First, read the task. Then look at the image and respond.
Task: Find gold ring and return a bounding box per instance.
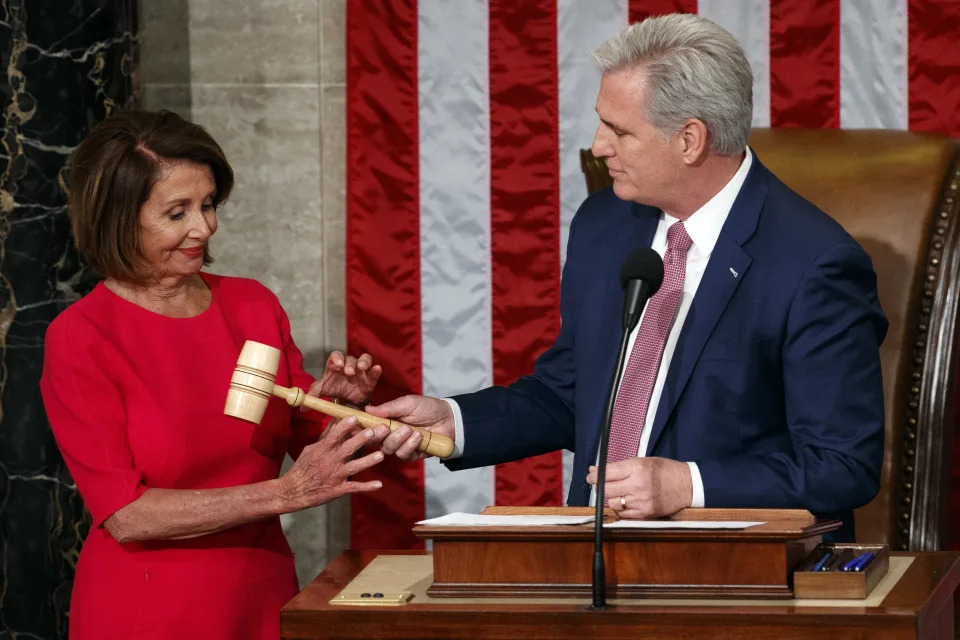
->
[620,496,627,510]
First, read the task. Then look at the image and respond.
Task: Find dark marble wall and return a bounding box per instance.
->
[0,2,137,637]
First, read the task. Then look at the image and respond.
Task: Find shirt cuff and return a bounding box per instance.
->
[687,461,705,508]
[441,398,465,459]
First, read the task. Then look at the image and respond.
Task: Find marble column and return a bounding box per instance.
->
[0,2,138,637]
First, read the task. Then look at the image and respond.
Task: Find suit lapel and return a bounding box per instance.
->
[645,153,771,454]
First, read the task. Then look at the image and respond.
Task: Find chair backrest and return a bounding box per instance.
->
[581,129,960,550]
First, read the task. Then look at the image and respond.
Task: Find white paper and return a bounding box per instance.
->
[416,512,595,527]
[604,520,764,529]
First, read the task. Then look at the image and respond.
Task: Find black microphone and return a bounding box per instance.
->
[590,248,664,610]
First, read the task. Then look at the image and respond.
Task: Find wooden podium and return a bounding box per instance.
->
[281,550,960,640]
[280,507,960,639]
[416,506,834,599]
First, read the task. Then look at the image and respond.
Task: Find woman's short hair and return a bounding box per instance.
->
[68,109,234,281]
[593,14,753,156]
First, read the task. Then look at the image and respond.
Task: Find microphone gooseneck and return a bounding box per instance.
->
[590,248,663,611]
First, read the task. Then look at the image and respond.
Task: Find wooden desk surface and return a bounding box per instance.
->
[281,550,960,640]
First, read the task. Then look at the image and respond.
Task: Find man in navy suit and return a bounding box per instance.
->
[370,13,886,540]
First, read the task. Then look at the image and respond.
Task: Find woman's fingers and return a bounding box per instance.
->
[322,416,359,445]
[342,479,384,494]
[342,355,358,375]
[345,450,386,476]
[340,424,389,458]
[326,351,345,371]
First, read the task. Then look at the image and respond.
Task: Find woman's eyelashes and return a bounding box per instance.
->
[168,202,214,221]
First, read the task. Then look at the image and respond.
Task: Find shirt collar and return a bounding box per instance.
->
[663,147,753,257]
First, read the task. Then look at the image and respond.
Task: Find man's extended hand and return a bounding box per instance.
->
[586,457,693,519]
[366,395,456,460]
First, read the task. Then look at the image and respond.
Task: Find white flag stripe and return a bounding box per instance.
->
[699,0,772,128]
[418,0,495,518]
[840,0,908,129]
[557,0,628,503]
[557,0,629,264]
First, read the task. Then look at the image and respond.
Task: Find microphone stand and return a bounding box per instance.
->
[590,279,650,611]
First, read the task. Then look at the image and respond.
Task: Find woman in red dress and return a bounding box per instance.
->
[40,110,388,639]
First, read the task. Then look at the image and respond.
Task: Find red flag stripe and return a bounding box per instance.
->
[346,0,425,550]
[769,0,841,128]
[488,0,565,507]
[908,0,960,136]
[629,0,697,22]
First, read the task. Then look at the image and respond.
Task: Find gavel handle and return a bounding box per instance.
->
[271,384,455,459]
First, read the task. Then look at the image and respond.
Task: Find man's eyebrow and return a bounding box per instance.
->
[596,112,623,131]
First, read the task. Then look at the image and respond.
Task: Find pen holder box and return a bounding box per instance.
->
[792,543,889,599]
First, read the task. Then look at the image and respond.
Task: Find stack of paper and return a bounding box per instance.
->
[416,513,765,529]
[604,520,764,529]
[416,513,594,527]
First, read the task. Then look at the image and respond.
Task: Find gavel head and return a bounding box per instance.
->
[224,340,282,424]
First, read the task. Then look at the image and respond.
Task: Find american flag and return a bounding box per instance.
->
[344,0,960,550]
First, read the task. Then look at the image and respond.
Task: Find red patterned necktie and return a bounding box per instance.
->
[608,221,693,463]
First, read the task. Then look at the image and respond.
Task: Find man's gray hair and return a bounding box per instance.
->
[593,14,752,156]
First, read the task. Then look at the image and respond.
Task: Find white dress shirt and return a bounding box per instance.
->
[446,148,754,510]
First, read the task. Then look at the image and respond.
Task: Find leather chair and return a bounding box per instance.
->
[581,129,960,550]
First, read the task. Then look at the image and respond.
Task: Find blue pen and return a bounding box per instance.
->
[841,553,862,571]
[811,551,833,572]
[852,552,875,572]
[842,551,873,572]
[841,554,860,571]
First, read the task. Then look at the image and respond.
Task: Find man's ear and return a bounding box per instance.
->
[679,118,709,165]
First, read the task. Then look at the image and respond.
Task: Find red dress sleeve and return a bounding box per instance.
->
[275,299,331,460]
[40,317,147,528]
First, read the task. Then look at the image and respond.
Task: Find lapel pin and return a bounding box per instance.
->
[729,267,739,278]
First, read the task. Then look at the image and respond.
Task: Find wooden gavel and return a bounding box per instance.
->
[223,340,455,458]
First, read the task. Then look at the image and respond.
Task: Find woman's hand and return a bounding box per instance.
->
[308,351,382,406]
[278,416,388,511]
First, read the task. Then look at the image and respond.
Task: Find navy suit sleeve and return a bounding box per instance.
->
[696,243,887,513]
[444,214,583,471]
